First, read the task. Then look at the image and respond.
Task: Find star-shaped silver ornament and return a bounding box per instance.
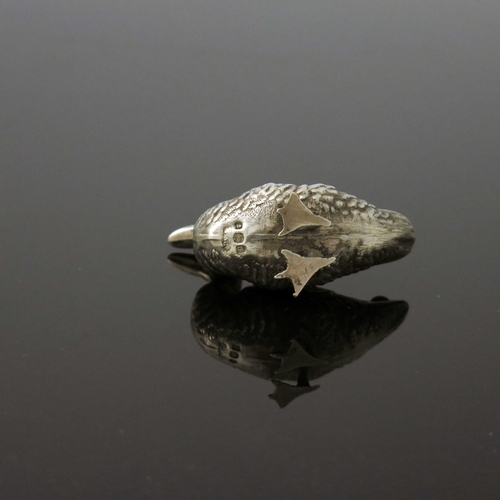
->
[274,249,336,297]
[277,192,331,236]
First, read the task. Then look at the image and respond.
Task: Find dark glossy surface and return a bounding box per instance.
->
[1,2,500,499]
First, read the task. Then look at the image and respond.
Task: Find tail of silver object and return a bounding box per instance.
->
[168,225,194,248]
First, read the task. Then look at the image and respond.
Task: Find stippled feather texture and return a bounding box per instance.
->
[192,183,415,291]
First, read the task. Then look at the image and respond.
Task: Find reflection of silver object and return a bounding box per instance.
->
[169,183,415,296]
[185,275,409,408]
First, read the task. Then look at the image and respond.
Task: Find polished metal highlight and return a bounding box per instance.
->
[168,225,194,249]
[169,183,415,296]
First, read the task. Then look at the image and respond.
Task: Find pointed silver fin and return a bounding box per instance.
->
[277,192,331,236]
[274,249,336,297]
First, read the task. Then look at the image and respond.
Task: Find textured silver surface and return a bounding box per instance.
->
[170,183,415,294]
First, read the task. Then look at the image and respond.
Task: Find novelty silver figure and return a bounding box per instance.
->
[169,183,415,296]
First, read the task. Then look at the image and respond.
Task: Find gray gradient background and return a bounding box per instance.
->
[1,1,500,499]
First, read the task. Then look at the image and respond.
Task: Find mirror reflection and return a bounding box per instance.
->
[170,253,409,408]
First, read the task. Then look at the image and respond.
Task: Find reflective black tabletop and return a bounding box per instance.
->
[1,2,500,499]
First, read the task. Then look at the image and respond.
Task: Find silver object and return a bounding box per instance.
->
[169,183,415,296]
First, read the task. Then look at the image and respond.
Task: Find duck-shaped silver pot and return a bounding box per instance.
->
[169,183,415,296]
